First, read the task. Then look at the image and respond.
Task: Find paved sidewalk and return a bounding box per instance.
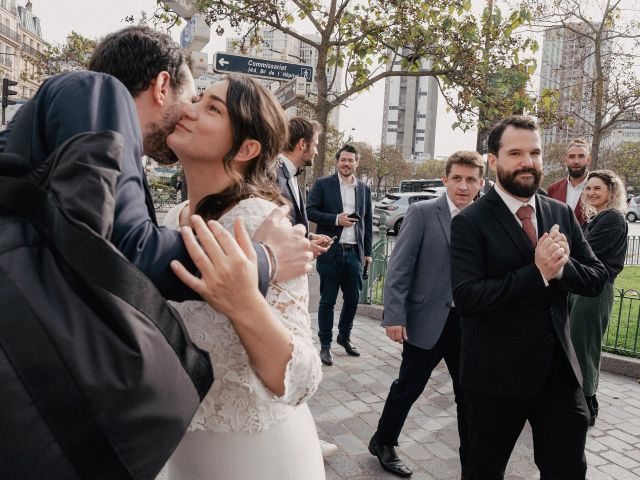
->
[310,313,640,480]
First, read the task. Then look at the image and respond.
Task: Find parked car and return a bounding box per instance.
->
[373,189,445,234]
[627,197,640,222]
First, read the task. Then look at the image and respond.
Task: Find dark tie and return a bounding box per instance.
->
[294,167,304,177]
[516,205,537,247]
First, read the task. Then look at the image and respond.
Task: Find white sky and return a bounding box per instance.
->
[33,0,493,156]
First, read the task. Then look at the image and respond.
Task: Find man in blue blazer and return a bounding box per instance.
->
[307,144,373,366]
[369,152,484,478]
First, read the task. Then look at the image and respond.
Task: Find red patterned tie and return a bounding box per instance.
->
[516,205,537,247]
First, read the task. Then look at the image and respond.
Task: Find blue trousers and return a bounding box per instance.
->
[316,248,363,347]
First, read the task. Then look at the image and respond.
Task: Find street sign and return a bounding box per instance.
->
[275,76,307,109]
[180,15,210,51]
[213,52,313,83]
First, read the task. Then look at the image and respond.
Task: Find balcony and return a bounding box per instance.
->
[0,23,20,44]
[21,43,39,58]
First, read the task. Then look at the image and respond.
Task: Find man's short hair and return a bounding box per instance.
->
[285,117,321,151]
[487,115,538,156]
[445,151,485,177]
[89,26,191,97]
[335,143,360,161]
[567,138,590,154]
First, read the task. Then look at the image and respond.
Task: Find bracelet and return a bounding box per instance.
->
[259,242,278,283]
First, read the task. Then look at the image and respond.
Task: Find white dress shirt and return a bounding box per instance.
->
[279,154,300,207]
[336,174,357,244]
[566,175,588,210]
[494,184,562,285]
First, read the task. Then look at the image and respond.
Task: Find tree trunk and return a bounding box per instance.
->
[591,27,605,169]
[314,105,331,179]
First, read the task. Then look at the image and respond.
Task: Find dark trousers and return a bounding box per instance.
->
[464,344,589,480]
[375,309,469,476]
[316,247,363,347]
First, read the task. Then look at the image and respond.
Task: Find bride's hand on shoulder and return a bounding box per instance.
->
[171,215,263,316]
[254,205,313,282]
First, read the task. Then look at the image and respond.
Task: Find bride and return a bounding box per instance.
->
[163,74,324,479]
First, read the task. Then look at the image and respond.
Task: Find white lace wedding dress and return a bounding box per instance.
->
[162,198,325,480]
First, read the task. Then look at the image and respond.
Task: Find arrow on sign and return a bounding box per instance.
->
[218,57,229,67]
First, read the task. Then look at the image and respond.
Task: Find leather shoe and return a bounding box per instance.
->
[368,435,412,477]
[320,347,333,366]
[337,335,360,356]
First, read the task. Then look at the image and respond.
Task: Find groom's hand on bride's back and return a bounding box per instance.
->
[254,205,313,282]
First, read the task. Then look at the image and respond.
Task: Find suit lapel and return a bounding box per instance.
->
[436,193,451,245]
[332,174,344,212]
[485,188,534,260]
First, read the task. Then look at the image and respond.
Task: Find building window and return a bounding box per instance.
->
[387,120,398,125]
[419,91,428,96]
[416,137,425,142]
[416,129,425,133]
[417,114,426,118]
[388,128,397,132]
[388,106,399,110]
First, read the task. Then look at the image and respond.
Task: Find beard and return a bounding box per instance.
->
[497,164,542,198]
[567,165,587,179]
[302,147,314,167]
[143,104,181,165]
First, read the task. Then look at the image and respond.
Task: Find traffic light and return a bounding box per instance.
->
[2,78,18,109]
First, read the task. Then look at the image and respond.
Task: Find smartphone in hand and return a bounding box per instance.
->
[347,212,361,221]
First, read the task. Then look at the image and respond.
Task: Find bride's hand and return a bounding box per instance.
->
[171,215,262,316]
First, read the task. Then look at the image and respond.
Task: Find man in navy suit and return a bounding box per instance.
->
[0,26,311,302]
[276,117,332,258]
[451,116,607,479]
[307,144,373,366]
[369,151,485,478]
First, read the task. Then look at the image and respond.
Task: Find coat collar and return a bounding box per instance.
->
[436,193,452,245]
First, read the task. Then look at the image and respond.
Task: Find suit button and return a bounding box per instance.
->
[546,334,554,342]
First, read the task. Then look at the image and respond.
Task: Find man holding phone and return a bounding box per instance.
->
[307,144,373,366]
[276,117,334,258]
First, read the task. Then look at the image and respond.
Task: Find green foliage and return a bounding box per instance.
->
[156,0,540,177]
[414,160,447,180]
[601,142,640,190]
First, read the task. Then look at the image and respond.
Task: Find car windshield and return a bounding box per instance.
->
[380,195,401,205]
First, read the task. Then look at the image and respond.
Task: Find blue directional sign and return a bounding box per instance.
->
[213,52,313,83]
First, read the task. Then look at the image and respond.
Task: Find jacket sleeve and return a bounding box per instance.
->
[364,185,373,257]
[306,179,337,227]
[551,205,607,296]
[382,204,424,326]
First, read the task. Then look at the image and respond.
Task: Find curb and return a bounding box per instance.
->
[355,303,640,380]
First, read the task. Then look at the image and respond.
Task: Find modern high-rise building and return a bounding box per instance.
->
[0,0,45,102]
[380,49,438,164]
[538,23,611,148]
[225,28,342,127]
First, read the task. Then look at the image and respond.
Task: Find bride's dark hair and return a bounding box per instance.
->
[195,74,288,220]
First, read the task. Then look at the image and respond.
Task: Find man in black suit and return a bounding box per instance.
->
[307,144,373,366]
[450,116,607,479]
[276,117,332,258]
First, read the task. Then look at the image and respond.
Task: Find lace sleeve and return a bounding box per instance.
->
[219,198,322,406]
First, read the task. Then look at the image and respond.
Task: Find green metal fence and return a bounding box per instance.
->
[360,233,640,357]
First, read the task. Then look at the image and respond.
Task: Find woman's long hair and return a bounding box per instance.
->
[582,170,626,221]
[195,74,288,220]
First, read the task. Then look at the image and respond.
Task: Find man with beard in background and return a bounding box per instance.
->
[450,116,606,479]
[547,139,591,226]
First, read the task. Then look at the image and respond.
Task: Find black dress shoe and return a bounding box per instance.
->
[368,435,412,477]
[336,335,360,357]
[320,347,333,366]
